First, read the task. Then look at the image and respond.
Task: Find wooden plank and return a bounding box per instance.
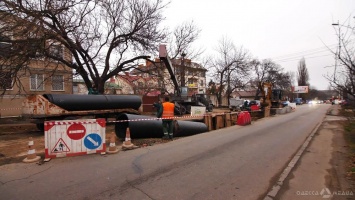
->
[225,113,231,127]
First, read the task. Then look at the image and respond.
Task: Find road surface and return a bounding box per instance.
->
[0,104,330,200]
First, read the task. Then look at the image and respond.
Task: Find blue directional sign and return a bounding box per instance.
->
[84,133,102,150]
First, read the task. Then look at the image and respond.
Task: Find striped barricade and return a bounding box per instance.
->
[44,119,106,159]
[236,111,251,126]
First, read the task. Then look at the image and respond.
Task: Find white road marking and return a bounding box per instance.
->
[87,136,99,146]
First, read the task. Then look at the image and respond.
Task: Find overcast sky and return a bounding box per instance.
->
[162,0,355,90]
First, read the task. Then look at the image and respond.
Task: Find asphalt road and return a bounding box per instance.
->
[0,104,330,200]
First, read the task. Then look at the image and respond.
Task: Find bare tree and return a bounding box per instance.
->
[168,21,203,60]
[251,59,292,99]
[0,0,172,94]
[208,36,251,105]
[326,19,355,102]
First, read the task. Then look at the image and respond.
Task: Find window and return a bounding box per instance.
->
[200,80,204,86]
[28,40,45,58]
[25,31,45,58]
[0,41,12,57]
[52,75,64,91]
[30,74,44,91]
[0,71,13,90]
[0,28,12,57]
[73,85,78,94]
[49,43,64,58]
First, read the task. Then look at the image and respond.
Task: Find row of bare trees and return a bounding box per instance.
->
[1,0,335,104]
[206,37,294,105]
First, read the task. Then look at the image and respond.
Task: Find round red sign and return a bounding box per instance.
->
[67,123,86,140]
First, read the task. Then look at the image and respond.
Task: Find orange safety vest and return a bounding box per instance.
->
[162,102,175,119]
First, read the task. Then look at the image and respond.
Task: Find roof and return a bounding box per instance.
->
[117,73,141,83]
[146,90,161,96]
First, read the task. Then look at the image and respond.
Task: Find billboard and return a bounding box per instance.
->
[292,86,309,93]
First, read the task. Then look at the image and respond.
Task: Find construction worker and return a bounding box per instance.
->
[161,96,174,139]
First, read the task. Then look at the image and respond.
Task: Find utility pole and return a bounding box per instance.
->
[332,21,341,82]
[227,67,230,100]
[181,52,186,87]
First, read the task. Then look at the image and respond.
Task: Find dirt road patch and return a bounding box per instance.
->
[0,123,170,166]
[0,124,43,165]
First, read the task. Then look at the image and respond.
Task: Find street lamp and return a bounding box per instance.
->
[332,23,354,29]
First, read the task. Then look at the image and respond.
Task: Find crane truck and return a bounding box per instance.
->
[159,44,213,115]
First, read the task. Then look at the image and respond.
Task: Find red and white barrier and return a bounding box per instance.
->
[236,111,251,126]
[44,119,106,159]
[23,137,41,163]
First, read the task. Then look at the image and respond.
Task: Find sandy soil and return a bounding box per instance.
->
[0,123,171,166]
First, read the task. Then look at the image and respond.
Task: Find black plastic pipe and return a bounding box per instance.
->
[173,120,208,137]
[114,113,208,139]
[115,114,164,139]
[43,94,141,111]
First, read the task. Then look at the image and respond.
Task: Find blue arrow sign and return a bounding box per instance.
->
[84,133,102,150]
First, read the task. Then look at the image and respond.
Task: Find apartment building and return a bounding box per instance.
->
[130,58,207,96]
[0,14,73,117]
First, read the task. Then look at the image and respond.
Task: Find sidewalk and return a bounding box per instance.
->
[266,105,354,199]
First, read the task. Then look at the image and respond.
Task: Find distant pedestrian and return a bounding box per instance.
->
[162,96,175,139]
[153,100,163,118]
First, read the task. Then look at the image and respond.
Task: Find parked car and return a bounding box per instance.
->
[229,98,244,111]
[249,100,260,107]
[248,100,261,111]
[282,101,290,107]
[294,98,303,105]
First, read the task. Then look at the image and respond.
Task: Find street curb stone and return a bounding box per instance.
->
[264,120,323,199]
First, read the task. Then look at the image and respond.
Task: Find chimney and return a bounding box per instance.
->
[110,77,115,83]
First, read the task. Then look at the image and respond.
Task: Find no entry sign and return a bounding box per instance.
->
[67,123,86,140]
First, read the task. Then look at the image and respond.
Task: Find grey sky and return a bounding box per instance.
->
[162,0,355,90]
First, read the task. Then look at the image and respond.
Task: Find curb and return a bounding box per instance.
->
[263,120,323,199]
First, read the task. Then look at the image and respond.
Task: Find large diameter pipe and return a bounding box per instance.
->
[115,114,164,139]
[114,114,208,139]
[174,120,208,137]
[43,94,141,111]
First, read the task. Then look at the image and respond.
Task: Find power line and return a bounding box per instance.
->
[276,54,334,63]
[273,48,336,63]
[269,43,338,60]
[271,44,338,62]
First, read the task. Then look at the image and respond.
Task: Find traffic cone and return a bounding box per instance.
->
[23,137,41,163]
[122,127,137,150]
[106,133,119,154]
